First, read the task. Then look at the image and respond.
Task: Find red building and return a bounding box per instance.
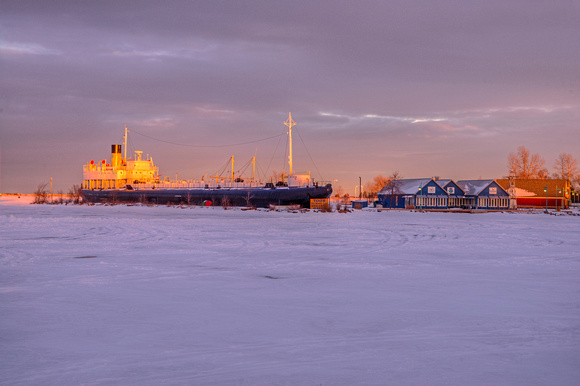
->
[496,179,571,210]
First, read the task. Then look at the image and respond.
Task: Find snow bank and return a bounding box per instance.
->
[0,194,34,206]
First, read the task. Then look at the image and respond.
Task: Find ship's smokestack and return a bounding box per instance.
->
[111,144,122,167]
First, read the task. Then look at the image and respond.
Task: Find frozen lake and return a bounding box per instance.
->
[1,196,579,385]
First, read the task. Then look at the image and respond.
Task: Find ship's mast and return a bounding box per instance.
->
[123,125,128,163]
[284,112,296,176]
[252,156,256,183]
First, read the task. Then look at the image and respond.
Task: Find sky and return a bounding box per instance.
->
[1,1,579,194]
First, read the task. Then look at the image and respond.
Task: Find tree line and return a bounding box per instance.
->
[33,183,82,204]
[508,146,579,187]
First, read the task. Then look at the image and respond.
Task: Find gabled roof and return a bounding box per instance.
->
[456,180,494,196]
[496,179,570,197]
[378,178,434,195]
[435,179,452,188]
[436,179,466,195]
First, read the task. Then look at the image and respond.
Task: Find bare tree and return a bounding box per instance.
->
[372,175,390,194]
[386,171,403,208]
[107,191,119,205]
[507,146,546,179]
[553,153,579,182]
[68,184,82,204]
[365,175,391,198]
[537,168,550,179]
[33,183,49,204]
[243,191,255,208]
[363,181,374,198]
[56,190,65,204]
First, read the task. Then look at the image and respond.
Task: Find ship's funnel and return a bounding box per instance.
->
[111,144,122,167]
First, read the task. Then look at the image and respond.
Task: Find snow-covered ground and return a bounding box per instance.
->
[1,196,579,385]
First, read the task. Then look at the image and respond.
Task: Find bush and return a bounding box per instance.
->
[33,183,49,204]
[106,191,119,205]
[68,184,82,204]
[319,203,333,212]
[56,190,65,204]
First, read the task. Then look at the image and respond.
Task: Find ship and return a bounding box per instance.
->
[80,113,332,208]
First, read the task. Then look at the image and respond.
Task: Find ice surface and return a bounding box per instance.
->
[1,198,579,385]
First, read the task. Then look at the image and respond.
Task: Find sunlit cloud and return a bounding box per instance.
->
[321,111,448,124]
[111,48,182,59]
[426,122,478,132]
[1,41,61,56]
[363,114,412,121]
[194,106,235,115]
[319,112,348,118]
[107,42,217,61]
[451,104,576,117]
[411,118,446,123]
[316,104,575,141]
[127,116,177,128]
[177,105,236,118]
[316,110,491,140]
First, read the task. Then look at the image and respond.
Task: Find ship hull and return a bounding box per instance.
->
[81,184,332,208]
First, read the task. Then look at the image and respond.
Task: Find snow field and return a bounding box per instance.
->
[1,199,579,385]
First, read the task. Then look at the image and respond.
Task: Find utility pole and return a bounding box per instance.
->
[359,176,362,200]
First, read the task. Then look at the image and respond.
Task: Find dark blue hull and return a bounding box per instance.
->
[81,184,332,208]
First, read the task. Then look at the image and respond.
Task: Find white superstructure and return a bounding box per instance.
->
[82,127,159,190]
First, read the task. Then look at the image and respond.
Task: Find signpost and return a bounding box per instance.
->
[310,198,330,210]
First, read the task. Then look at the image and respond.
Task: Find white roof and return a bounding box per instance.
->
[435,179,452,188]
[513,187,536,197]
[378,178,433,195]
[456,180,494,196]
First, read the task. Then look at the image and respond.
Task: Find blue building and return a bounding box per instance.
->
[378,178,448,209]
[377,178,510,210]
[435,179,468,209]
[456,180,510,210]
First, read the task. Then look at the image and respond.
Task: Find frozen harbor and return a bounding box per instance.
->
[1,196,579,385]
